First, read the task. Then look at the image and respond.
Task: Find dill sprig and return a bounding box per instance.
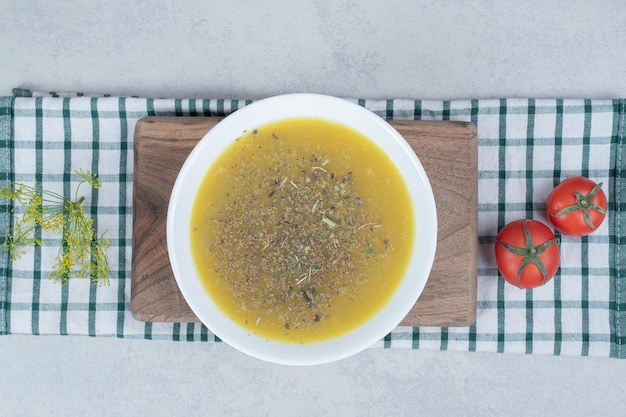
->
[0,169,110,286]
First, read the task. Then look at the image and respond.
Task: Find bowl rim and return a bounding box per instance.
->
[167,93,437,365]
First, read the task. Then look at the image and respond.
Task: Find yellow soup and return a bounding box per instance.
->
[190,117,414,343]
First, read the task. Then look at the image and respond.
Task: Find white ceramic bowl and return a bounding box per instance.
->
[167,94,437,365]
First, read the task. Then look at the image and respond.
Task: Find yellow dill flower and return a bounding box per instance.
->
[3,235,27,261]
[0,183,23,201]
[42,212,65,234]
[76,168,102,189]
[1,170,110,286]
[22,192,44,226]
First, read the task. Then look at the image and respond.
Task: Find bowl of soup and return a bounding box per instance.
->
[167,93,437,365]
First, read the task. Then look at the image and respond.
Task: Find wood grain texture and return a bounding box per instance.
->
[131,117,477,327]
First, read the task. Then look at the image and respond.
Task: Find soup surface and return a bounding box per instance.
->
[190,117,414,343]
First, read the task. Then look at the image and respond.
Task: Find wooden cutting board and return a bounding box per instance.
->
[131,116,478,327]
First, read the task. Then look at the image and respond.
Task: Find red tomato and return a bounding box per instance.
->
[495,219,560,289]
[546,176,607,236]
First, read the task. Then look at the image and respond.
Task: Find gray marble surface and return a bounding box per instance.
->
[1,1,625,416]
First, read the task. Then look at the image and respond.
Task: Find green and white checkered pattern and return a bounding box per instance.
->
[2,89,625,358]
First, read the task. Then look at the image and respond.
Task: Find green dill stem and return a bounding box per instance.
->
[16,221,57,244]
[11,228,30,244]
[39,190,65,202]
[40,204,66,214]
[74,179,89,202]
[73,196,85,210]
[13,183,65,202]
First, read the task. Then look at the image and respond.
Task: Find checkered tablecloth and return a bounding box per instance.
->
[1,88,624,358]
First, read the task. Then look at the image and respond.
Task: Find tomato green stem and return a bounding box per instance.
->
[496,220,558,287]
[554,182,606,229]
